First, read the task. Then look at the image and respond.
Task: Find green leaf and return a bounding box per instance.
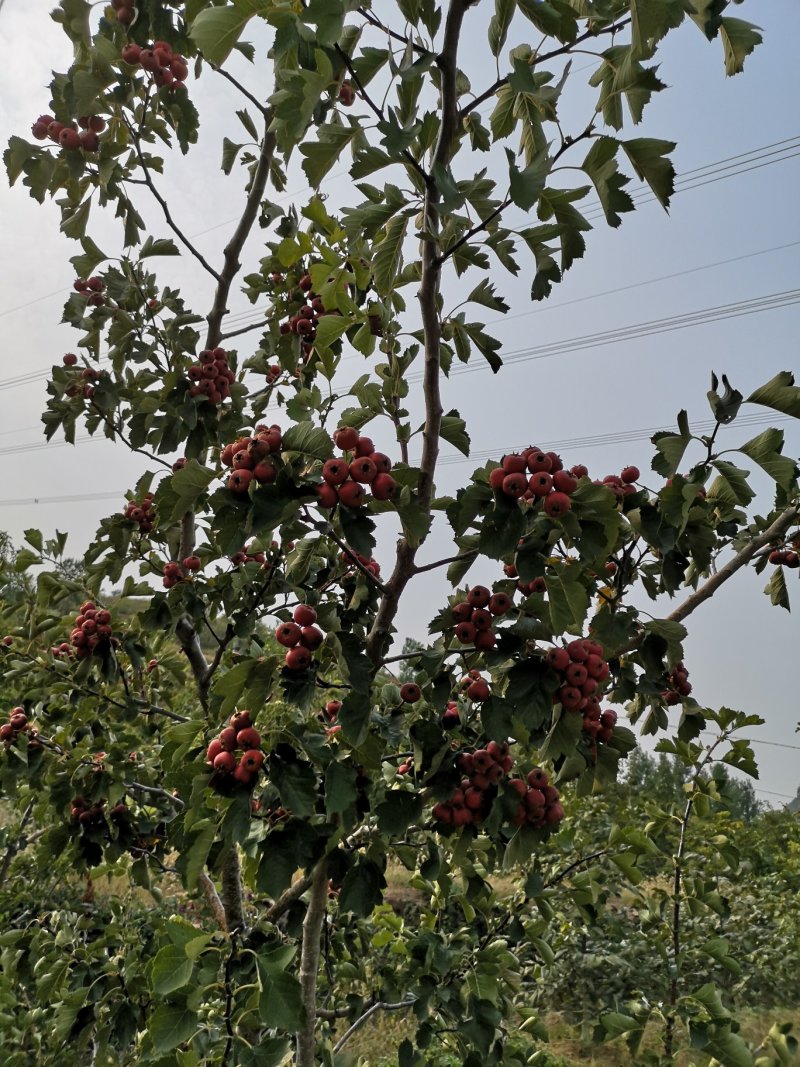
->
[651,410,691,478]
[440,411,470,456]
[313,313,352,349]
[630,0,685,59]
[257,963,305,1031]
[325,761,358,816]
[375,791,423,836]
[339,857,386,916]
[711,460,754,506]
[765,566,790,611]
[738,428,798,490]
[466,279,510,314]
[373,214,409,296]
[582,137,634,228]
[61,198,91,240]
[300,124,357,187]
[281,422,334,460]
[719,17,762,76]
[600,1011,642,1037]
[140,236,181,258]
[190,7,252,66]
[151,944,193,996]
[747,371,800,419]
[271,758,318,816]
[148,1005,198,1053]
[508,150,549,211]
[621,138,675,210]
[489,0,515,56]
[184,819,216,888]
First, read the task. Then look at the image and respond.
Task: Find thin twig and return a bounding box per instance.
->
[358,7,430,54]
[125,781,185,811]
[263,872,315,924]
[219,317,271,341]
[413,551,477,575]
[333,998,417,1053]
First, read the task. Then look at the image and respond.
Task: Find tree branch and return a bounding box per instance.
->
[220,843,246,934]
[296,858,329,1067]
[199,871,228,933]
[123,118,221,281]
[358,7,431,54]
[459,18,632,121]
[333,998,417,1053]
[263,871,315,924]
[205,117,276,350]
[365,0,471,665]
[219,317,271,341]
[413,550,477,575]
[666,504,800,626]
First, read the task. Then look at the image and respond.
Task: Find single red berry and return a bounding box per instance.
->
[371,473,398,501]
[285,646,312,671]
[275,622,302,648]
[293,604,317,627]
[467,586,491,609]
[620,465,640,484]
[400,682,421,704]
[333,426,359,451]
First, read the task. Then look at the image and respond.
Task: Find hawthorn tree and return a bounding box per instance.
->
[2,1,799,1065]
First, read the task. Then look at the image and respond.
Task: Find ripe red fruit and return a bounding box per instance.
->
[467,679,491,702]
[552,470,578,495]
[489,467,507,491]
[228,469,254,494]
[502,454,527,474]
[121,42,141,63]
[400,682,421,703]
[213,751,236,773]
[451,602,472,623]
[293,604,317,627]
[241,749,264,772]
[528,472,553,497]
[219,727,238,751]
[182,555,201,571]
[275,622,302,648]
[285,646,311,671]
[317,483,338,508]
[370,452,392,473]
[300,626,324,650]
[236,727,261,749]
[206,739,223,764]
[80,130,99,152]
[474,629,496,650]
[467,586,491,608]
[333,426,359,451]
[371,473,398,501]
[337,481,366,509]
[349,457,377,483]
[354,437,375,458]
[470,608,492,631]
[325,700,341,721]
[620,465,640,484]
[526,451,552,474]
[565,662,588,687]
[323,458,349,485]
[9,711,28,730]
[432,803,452,824]
[0,723,14,742]
[546,647,570,672]
[527,767,548,789]
[59,127,81,150]
[230,710,252,731]
[338,81,356,106]
[488,592,512,615]
[502,472,528,498]
[544,491,571,518]
[544,803,565,825]
[454,622,476,644]
[558,686,583,710]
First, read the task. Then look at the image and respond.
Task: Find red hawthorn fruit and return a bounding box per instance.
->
[467,586,491,609]
[544,803,565,824]
[236,727,261,749]
[300,626,324,650]
[325,700,341,721]
[121,42,141,63]
[59,127,81,150]
[488,592,512,615]
[253,462,277,484]
[471,609,493,631]
[9,711,27,730]
[349,457,377,484]
[467,679,491,702]
[552,470,578,495]
[219,727,238,751]
[527,767,548,789]
[571,463,589,478]
[489,467,507,491]
[558,686,583,710]
[0,723,15,742]
[566,640,589,662]
[353,436,375,458]
[371,473,397,501]
[206,739,223,764]
[546,647,570,672]
[432,802,452,824]
[230,710,252,731]
[80,130,99,152]
[526,451,552,474]
[400,683,421,703]
[333,426,359,451]
[275,622,302,648]
[49,121,66,142]
[182,555,201,571]
[285,646,312,671]
[338,81,355,106]
[442,709,460,729]
[451,602,473,623]
[241,749,264,772]
[502,454,527,475]
[214,751,236,773]
[63,352,78,366]
[502,472,528,498]
[337,481,366,509]
[529,472,553,497]
[370,452,392,474]
[544,491,571,518]
[474,630,496,650]
[317,483,338,508]
[228,469,254,494]
[2,635,13,646]
[454,622,476,644]
[232,449,254,471]
[565,662,588,687]
[293,604,317,627]
[322,459,349,485]
[620,465,640,484]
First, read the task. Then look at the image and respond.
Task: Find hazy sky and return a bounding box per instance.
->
[0,1,798,803]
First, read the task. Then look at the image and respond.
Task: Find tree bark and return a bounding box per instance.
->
[295,859,329,1067]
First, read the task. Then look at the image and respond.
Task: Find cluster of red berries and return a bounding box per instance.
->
[339,550,381,579]
[120,40,189,89]
[582,706,618,746]
[123,492,155,534]
[70,601,115,659]
[162,555,201,589]
[317,427,397,509]
[595,465,640,501]
[489,447,581,519]
[449,585,513,650]
[432,742,514,827]
[768,547,800,568]
[230,544,268,566]
[507,767,564,828]
[275,604,325,672]
[460,670,492,702]
[31,113,104,152]
[0,707,40,750]
[442,700,460,729]
[545,639,610,714]
[206,710,265,788]
[73,276,107,306]
[278,272,338,344]
[187,347,235,406]
[662,662,692,705]
[70,795,109,827]
[222,425,283,493]
[64,363,104,400]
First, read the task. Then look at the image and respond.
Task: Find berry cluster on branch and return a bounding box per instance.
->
[187,347,235,406]
[221,425,283,492]
[120,40,189,90]
[449,584,513,650]
[73,276,107,306]
[275,604,326,672]
[123,492,155,534]
[206,711,265,788]
[433,742,514,828]
[30,113,104,152]
[662,662,692,705]
[0,707,40,750]
[318,427,397,508]
[69,601,116,659]
[508,768,564,828]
